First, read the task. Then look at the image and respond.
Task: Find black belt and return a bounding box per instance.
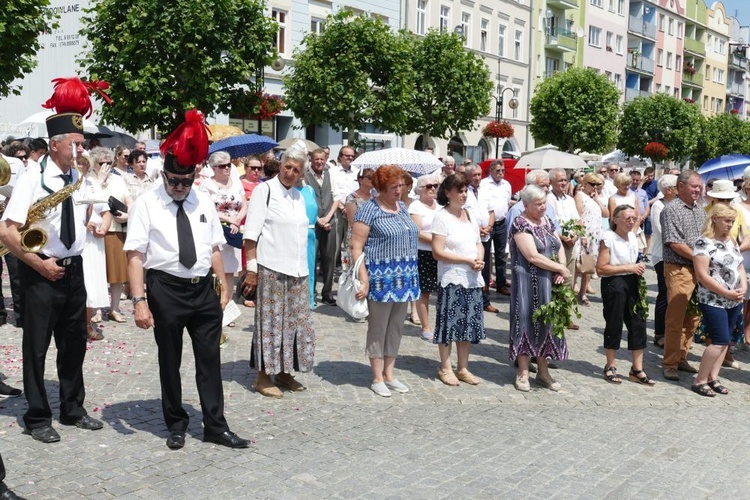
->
[149,269,210,286]
[39,254,82,267]
[493,218,506,225]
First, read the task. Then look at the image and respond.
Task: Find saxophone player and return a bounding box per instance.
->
[0,78,110,443]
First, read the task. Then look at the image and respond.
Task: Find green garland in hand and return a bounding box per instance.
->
[532,256,581,339]
[633,275,649,318]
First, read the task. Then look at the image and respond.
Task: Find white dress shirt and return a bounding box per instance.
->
[243,176,309,278]
[602,178,618,200]
[464,185,491,242]
[478,177,512,221]
[124,185,224,278]
[329,164,360,203]
[2,156,87,259]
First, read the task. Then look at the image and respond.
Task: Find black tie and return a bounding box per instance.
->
[60,173,75,249]
[174,200,196,269]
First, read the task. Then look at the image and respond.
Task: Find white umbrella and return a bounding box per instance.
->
[17,110,100,138]
[516,149,588,170]
[351,147,443,175]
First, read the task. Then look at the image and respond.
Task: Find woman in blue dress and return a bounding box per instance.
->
[509,185,570,392]
[350,165,420,398]
[296,177,318,309]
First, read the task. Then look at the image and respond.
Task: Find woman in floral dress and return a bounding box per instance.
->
[509,185,570,392]
[574,172,609,305]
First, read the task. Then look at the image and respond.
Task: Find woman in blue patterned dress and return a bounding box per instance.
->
[350,165,420,398]
[295,178,318,309]
[431,174,485,386]
[509,185,570,392]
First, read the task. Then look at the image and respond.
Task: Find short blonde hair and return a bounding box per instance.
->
[582,173,600,185]
[615,173,631,188]
[703,203,737,239]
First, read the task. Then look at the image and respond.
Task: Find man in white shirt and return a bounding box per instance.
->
[464,164,496,312]
[602,162,620,200]
[329,146,359,267]
[124,115,249,451]
[479,160,513,296]
[546,168,581,330]
[437,156,456,184]
[0,108,103,443]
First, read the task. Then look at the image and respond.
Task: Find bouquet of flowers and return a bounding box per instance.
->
[482,120,514,139]
[560,219,586,239]
[643,141,668,161]
[532,255,581,339]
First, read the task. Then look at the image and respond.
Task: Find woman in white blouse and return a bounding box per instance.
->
[596,205,652,386]
[409,175,442,342]
[431,175,485,386]
[691,203,746,397]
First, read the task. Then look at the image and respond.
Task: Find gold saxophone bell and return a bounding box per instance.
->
[19,227,47,253]
[0,156,11,186]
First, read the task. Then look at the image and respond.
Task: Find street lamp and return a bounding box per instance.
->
[254,57,286,136]
[494,86,519,156]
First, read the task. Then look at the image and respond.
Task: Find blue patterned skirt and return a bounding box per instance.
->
[433,284,485,345]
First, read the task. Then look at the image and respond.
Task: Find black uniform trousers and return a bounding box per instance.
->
[315,218,338,299]
[146,270,229,436]
[19,256,88,429]
[0,254,21,325]
[491,218,508,287]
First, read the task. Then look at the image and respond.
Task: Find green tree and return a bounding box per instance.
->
[283,10,414,143]
[618,93,702,164]
[0,0,58,97]
[404,29,493,139]
[528,68,619,153]
[79,0,277,132]
[692,113,750,168]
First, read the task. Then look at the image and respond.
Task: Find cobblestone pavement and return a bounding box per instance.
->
[2,267,750,498]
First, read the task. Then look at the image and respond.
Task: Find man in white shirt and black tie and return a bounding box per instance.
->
[479,160,514,296]
[0,79,105,443]
[124,110,249,450]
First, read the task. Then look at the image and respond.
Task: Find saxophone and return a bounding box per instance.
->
[0,150,85,257]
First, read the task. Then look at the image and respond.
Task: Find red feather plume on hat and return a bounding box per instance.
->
[42,77,112,118]
[160,109,210,167]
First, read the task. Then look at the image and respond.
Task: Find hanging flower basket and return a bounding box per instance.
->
[643,141,668,161]
[482,120,514,139]
[229,90,285,120]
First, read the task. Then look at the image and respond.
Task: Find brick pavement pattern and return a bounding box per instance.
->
[1,267,749,498]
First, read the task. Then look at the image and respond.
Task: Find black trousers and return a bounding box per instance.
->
[601,274,647,351]
[653,261,667,340]
[491,218,508,286]
[19,256,88,429]
[315,218,338,298]
[5,254,22,324]
[146,271,229,436]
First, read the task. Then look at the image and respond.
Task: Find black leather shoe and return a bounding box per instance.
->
[321,296,337,306]
[29,425,60,443]
[61,415,103,431]
[203,431,250,449]
[0,381,22,398]
[166,430,186,450]
[0,481,23,500]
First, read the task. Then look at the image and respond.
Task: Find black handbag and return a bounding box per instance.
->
[222,223,243,249]
[108,196,128,216]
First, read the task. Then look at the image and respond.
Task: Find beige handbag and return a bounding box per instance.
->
[576,248,596,274]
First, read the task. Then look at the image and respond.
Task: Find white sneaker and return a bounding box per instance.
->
[370,382,391,397]
[384,379,409,393]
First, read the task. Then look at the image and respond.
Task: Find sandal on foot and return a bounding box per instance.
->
[275,373,306,392]
[691,383,716,397]
[87,325,104,341]
[629,368,655,386]
[456,369,480,385]
[603,366,622,384]
[577,294,590,306]
[437,369,460,386]
[654,337,665,348]
[707,379,729,395]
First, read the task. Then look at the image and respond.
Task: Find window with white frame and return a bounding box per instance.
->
[656,83,662,93]
[480,18,489,52]
[616,35,623,54]
[716,98,723,113]
[439,5,450,33]
[617,0,624,15]
[657,49,664,66]
[591,0,602,7]
[677,22,683,38]
[705,65,711,79]
[668,18,674,35]
[666,52,672,69]
[310,17,324,35]
[588,26,601,47]
[498,25,506,57]
[606,31,613,51]
[614,73,622,89]
[676,55,681,72]
[512,89,520,118]
[717,68,725,84]
[272,9,287,55]
[514,29,523,60]
[707,34,713,52]
[665,85,670,94]
[719,39,726,55]
[608,0,614,11]
[416,0,427,35]
[461,12,471,47]
[658,14,665,32]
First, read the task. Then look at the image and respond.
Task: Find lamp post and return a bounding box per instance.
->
[253,57,286,136]
[494,86,519,156]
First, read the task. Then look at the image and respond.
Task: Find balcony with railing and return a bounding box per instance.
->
[627,55,655,74]
[545,28,577,53]
[728,81,746,97]
[684,37,705,56]
[625,87,651,101]
[729,53,748,70]
[682,71,705,87]
[547,0,578,9]
[628,15,656,39]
